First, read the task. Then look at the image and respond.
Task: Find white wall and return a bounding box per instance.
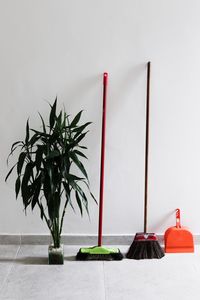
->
[1,0,200,235]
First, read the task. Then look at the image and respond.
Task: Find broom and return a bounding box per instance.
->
[126,62,165,259]
[76,72,123,260]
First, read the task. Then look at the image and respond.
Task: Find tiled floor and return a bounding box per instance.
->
[0,245,200,299]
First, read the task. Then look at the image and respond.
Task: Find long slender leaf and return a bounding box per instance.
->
[40,204,44,220]
[25,119,29,145]
[49,98,57,129]
[28,133,41,147]
[15,177,21,199]
[17,152,26,175]
[5,164,17,182]
[75,191,83,216]
[7,143,23,165]
[72,122,91,134]
[35,145,44,172]
[31,129,49,138]
[74,150,88,159]
[82,180,97,204]
[31,175,42,210]
[70,110,83,128]
[66,174,84,182]
[11,141,23,153]
[69,152,88,180]
[90,192,97,204]
[21,163,34,207]
[38,112,46,134]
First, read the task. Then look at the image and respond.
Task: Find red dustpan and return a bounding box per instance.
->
[164,208,194,253]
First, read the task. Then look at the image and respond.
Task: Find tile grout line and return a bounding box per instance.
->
[0,242,21,295]
[103,262,107,300]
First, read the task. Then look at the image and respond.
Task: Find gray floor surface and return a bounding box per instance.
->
[0,245,200,300]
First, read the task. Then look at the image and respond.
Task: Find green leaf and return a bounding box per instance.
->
[28,133,40,147]
[70,110,83,128]
[75,131,89,145]
[22,186,32,211]
[11,141,23,153]
[15,177,21,199]
[7,141,24,164]
[66,174,84,182]
[21,163,34,207]
[48,192,60,220]
[90,192,97,204]
[5,164,17,182]
[43,173,51,201]
[31,175,42,210]
[56,111,62,127]
[35,146,44,172]
[82,191,90,217]
[63,181,74,212]
[49,98,57,129]
[30,129,49,138]
[69,201,75,213]
[17,152,26,175]
[63,181,70,198]
[25,119,30,145]
[75,191,83,216]
[38,112,46,134]
[54,192,61,218]
[74,150,88,159]
[46,150,60,159]
[70,152,88,180]
[40,204,44,220]
[72,122,91,133]
[71,182,90,217]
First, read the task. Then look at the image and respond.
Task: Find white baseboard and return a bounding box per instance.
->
[0,234,199,245]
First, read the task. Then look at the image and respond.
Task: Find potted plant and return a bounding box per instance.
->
[6,98,95,264]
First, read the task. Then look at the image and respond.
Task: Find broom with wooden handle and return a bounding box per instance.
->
[126,62,165,259]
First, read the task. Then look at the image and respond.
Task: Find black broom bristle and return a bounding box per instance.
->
[76,248,123,261]
[126,233,165,260]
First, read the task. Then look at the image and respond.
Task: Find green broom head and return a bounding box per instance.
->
[76,246,123,261]
[126,233,165,260]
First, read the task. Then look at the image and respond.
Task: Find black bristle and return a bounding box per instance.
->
[76,250,123,261]
[126,240,165,259]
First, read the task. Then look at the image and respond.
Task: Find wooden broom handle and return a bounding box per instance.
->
[144,62,151,233]
[98,72,108,246]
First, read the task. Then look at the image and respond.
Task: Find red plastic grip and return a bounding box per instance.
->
[103,72,108,85]
[176,208,181,228]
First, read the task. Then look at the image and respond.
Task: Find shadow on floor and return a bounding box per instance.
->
[0,255,77,264]
[64,256,76,261]
[16,257,48,265]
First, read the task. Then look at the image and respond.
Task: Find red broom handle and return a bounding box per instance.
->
[98,72,108,247]
[144,62,151,233]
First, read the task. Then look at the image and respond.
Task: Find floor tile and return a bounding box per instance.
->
[104,248,200,300]
[0,245,19,290]
[0,245,105,300]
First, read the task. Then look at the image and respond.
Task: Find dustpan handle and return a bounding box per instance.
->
[176,208,181,228]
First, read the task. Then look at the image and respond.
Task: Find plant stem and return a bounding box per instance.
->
[52,218,60,248]
[59,197,69,235]
[37,201,54,237]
